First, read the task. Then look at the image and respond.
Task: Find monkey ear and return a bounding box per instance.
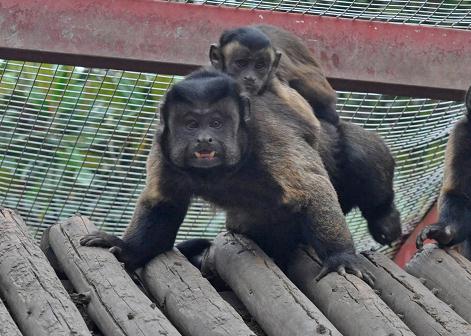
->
[209,44,224,70]
[240,94,251,123]
[266,50,282,82]
[273,50,282,72]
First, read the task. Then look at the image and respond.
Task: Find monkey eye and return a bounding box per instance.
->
[185,120,199,129]
[209,119,223,129]
[235,59,249,68]
[255,61,266,70]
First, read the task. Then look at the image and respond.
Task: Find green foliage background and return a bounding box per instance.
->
[0,59,465,255]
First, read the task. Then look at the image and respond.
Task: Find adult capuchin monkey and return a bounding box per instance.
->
[205,25,401,246]
[209,24,339,125]
[417,87,471,259]
[80,69,373,284]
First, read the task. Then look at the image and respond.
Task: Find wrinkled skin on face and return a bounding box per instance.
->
[165,97,245,170]
[210,42,280,95]
[223,43,279,95]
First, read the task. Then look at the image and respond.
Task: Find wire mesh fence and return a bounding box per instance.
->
[188,0,471,29]
[0,59,465,255]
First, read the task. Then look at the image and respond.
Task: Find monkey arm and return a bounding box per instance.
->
[265,143,373,284]
[301,178,374,285]
[81,145,191,271]
[80,190,190,271]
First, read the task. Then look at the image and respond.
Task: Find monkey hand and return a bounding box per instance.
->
[315,251,375,286]
[416,222,463,249]
[80,231,140,271]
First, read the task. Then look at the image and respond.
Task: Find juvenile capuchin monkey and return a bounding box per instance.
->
[206,25,401,246]
[209,25,339,125]
[417,87,471,259]
[81,69,373,284]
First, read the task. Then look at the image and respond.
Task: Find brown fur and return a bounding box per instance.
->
[255,25,338,124]
[81,70,372,281]
[212,25,400,245]
[417,87,471,258]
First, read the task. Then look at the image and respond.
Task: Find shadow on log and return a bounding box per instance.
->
[361,251,471,336]
[0,297,22,336]
[139,248,257,336]
[0,207,90,336]
[208,232,341,336]
[46,215,182,336]
[218,291,267,336]
[287,247,414,336]
[406,244,471,324]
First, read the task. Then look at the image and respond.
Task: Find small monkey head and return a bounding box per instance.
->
[210,27,281,95]
[159,70,251,171]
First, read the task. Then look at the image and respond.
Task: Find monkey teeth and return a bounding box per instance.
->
[195,151,216,159]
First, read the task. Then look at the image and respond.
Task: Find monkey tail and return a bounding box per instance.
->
[176,238,212,269]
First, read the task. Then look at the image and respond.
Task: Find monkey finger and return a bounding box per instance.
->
[361,271,375,287]
[416,227,431,249]
[109,246,122,257]
[336,265,346,277]
[80,237,111,248]
[79,235,95,246]
[315,266,331,282]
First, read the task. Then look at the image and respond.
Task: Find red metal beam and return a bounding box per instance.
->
[394,204,438,268]
[0,1,470,100]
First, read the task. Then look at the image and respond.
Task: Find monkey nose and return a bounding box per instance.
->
[197,135,213,143]
[244,76,255,83]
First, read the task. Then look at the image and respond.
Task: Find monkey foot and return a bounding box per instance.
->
[315,252,375,286]
[416,223,455,249]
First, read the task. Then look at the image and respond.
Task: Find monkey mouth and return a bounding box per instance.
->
[243,82,259,93]
[194,151,216,160]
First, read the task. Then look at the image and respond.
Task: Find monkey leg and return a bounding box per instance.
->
[339,122,401,245]
[81,190,190,271]
[416,193,471,250]
[176,238,212,269]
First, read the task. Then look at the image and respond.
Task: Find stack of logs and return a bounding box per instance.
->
[1,206,471,336]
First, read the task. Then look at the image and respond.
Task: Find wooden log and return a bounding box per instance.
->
[361,251,471,336]
[0,207,91,336]
[287,247,414,336]
[139,248,256,336]
[47,215,182,336]
[210,232,341,336]
[218,291,266,336]
[405,244,471,323]
[0,298,23,336]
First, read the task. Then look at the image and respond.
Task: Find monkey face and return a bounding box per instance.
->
[165,98,246,169]
[224,46,275,95]
[210,41,279,95]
